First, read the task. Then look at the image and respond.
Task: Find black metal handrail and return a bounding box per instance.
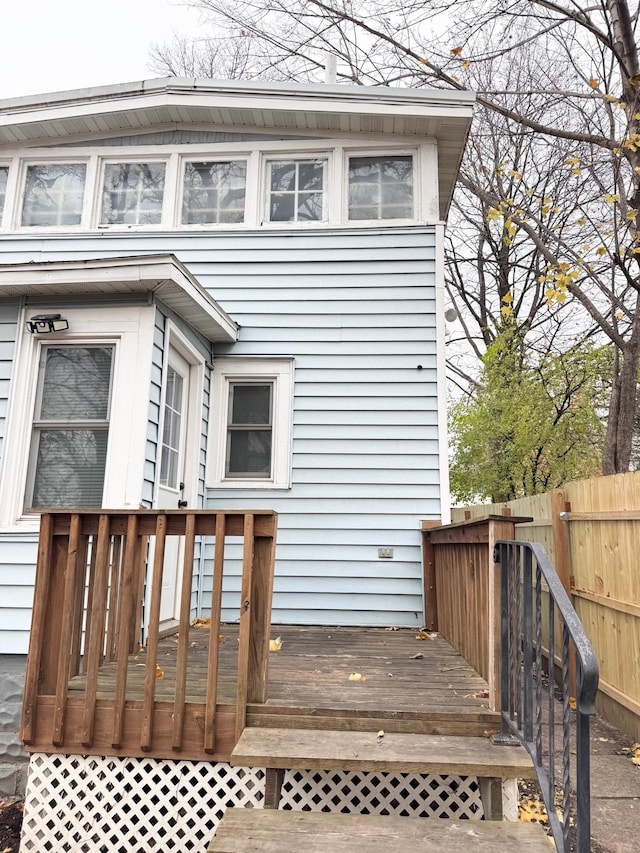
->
[494,541,599,853]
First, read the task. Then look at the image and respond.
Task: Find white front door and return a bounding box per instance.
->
[157,346,191,627]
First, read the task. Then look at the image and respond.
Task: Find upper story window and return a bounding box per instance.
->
[182,160,247,224]
[101,162,166,225]
[267,159,327,223]
[26,345,113,510]
[0,166,8,219]
[21,163,87,227]
[348,155,413,220]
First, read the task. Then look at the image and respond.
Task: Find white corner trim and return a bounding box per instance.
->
[435,224,451,525]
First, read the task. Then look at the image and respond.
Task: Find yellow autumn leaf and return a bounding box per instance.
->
[501,305,513,316]
[605,94,618,102]
[569,697,577,710]
[564,156,580,165]
[589,77,599,89]
[486,207,501,221]
[507,169,523,179]
[155,665,164,679]
[193,617,211,628]
[501,292,514,303]
[613,147,622,154]
[462,60,471,71]
[450,45,463,56]
[604,193,620,204]
[596,247,607,256]
[615,310,624,319]
[626,210,638,220]
[577,218,586,225]
[349,672,366,681]
[269,636,283,651]
[416,630,435,640]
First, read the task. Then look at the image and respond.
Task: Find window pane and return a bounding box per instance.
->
[21,164,86,227]
[268,160,326,222]
[230,384,271,425]
[0,166,8,219]
[348,156,413,220]
[182,161,246,224]
[227,430,272,477]
[39,347,112,420]
[27,345,113,511]
[31,428,109,508]
[101,162,166,225]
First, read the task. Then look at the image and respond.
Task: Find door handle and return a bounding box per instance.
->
[177,499,188,508]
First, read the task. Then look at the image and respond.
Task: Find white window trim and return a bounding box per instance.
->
[14,157,91,232]
[94,155,171,230]
[207,357,293,490]
[175,155,250,228]
[0,305,156,531]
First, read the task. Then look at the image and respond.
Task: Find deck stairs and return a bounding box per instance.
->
[207,726,552,852]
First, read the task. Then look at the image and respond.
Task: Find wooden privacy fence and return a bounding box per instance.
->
[21,509,277,760]
[422,515,531,710]
[452,473,640,741]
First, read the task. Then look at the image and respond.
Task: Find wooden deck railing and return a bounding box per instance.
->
[422,514,531,710]
[21,509,277,760]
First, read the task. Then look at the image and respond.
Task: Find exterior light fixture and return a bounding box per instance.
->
[26,314,69,334]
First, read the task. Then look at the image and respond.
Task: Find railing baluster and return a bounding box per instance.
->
[81,514,112,747]
[561,623,571,850]
[534,562,542,766]
[112,514,139,749]
[236,513,255,742]
[140,514,167,752]
[205,513,226,753]
[523,547,534,743]
[548,595,556,808]
[173,513,197,751]
[576,660,592,853]
[52,513,82,746]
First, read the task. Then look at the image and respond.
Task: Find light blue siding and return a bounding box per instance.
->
[0,302,19,479]
[0,226,441,640]
[0,536,38,654]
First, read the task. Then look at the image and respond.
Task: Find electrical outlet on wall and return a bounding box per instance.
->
[378,547,393,559]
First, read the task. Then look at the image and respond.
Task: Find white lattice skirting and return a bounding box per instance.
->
[21,753,484,852]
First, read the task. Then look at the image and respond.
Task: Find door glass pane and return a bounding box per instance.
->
[21,164,86,227]
[160,366,184,488]
[182,161,246,224]
[0,166,8,219]
[101,162,166,225]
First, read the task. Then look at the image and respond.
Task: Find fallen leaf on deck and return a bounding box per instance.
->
[193,618,211,628]
[568,696,577,710]
[464,690,489,699]
[416,631,435,640]
[631,745,640,765]
[155,666,164,679]
[483,729,499,738]
[349,673,366,681]
[411,652,424,660]
[377,730,384,742]
[219,635,226,644]
[518,794,549,825]
[385,626,399,631]
[269,636,283,651]
[596,737,612,742]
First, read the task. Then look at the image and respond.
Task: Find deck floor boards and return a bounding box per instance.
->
[69,624,493,718]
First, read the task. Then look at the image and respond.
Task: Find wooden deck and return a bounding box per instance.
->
[57,625,500,761]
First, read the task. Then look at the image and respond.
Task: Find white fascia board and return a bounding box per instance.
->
[0,254,238,343]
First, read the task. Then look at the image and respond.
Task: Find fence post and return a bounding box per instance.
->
[421,520,440,631]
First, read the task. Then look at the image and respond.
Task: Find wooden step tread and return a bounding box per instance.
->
[231,727,536,778]
[208,810,552,853]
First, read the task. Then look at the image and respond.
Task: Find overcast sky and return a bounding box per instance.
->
[1,0,202,100]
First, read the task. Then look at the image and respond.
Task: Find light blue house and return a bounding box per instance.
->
[0,77,473,674]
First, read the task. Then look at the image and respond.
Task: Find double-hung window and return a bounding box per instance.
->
[25,345,113,509]
[348,155,414,220]
[0,165,9,221]
[209,358,293,489]
[101,162,166,225]
[21,163,87,227]
[267,159,327,223]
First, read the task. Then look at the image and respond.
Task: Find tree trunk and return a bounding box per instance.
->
[602,338,640,473]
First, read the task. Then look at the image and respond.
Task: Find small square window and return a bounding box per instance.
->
[182,161,247,224]
[21,164,86,227]
[101,162,166,225]
[267,159,327,222]
[348,155,413,220]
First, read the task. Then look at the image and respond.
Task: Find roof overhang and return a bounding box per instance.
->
[0,77,475,218]
[0,254,238,343]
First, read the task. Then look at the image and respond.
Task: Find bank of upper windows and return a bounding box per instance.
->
[7,149,419,230]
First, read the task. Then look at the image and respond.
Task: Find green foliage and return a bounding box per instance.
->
[449,331,607,503]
